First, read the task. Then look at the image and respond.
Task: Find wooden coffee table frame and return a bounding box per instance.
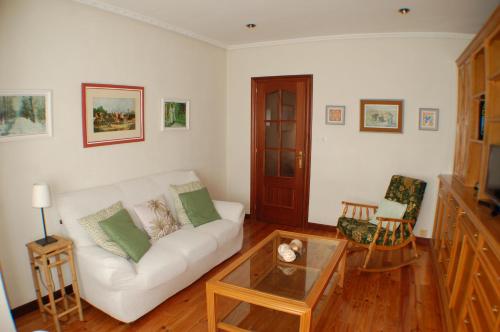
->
[206,230,348,332]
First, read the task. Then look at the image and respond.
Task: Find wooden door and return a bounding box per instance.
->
[251,75,312,227]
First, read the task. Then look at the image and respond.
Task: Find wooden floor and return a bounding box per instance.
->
[15,220,443,332]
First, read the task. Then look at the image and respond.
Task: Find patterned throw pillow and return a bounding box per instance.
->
[170,181,204,226]
[78,202,128,258]
[133,196,180,241]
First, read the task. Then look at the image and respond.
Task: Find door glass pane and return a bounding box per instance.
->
[265,150,278,176]
[282,91,296,120]
[265,91,279,120]
[281,122,296,149]
[280,151,295,177]
[265,122,280,148]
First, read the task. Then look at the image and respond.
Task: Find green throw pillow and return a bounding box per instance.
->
[178,188,221,227]
[99,209,151,262]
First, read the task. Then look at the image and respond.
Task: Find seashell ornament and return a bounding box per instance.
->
[277,243,296,262]
[289,239,303,255]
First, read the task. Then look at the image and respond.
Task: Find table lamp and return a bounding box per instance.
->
[32,183,57,246]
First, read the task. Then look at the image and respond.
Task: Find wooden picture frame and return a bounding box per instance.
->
[82,83,144,148]
[0,90,52,142]
[360,99,403,133]
[419,108,439,131]
[325,105,345,125]
[161,98,190,130]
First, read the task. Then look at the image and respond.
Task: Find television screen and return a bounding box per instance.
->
[486,145,500,205]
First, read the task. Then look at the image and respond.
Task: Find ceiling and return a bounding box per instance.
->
[75,0,499,48]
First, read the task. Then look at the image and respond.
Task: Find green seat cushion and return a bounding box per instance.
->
[99,209,151,262]
[337,216,410,246]
[178,187,221,227]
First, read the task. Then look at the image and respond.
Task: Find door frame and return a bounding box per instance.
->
[250,74,313,228]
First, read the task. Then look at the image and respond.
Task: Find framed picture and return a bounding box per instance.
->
[0,90,52,142]
[360,99,403,133]
[325,105,345,125]
[82,83,144,148]
[419,108,439,131]
[161,98,190,130]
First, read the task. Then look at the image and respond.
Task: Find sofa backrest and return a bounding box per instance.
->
[56,170,199,248]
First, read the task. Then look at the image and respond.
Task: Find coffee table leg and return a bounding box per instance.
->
[206,283,216,332]
[299,309,312,332]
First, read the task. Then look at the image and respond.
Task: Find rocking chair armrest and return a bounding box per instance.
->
[341,201,378,209]
[375,217,416,224]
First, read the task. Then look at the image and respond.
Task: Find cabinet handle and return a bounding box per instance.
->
[473,233,478,238]
[493,305,499,313]
[476,272,481,277]
[464,319,470,324]
[482,247,488,252]
[471,296,476,302]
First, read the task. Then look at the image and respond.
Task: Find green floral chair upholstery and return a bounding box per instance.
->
[337,175,426,272]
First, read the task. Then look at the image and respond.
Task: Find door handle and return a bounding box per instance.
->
[297,151,303,169]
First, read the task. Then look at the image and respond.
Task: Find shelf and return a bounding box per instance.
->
[489,68,500,81]
[469,139,484,144]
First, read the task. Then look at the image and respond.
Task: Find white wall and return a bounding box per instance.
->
[0,0,226,308]
[226,36,471,236]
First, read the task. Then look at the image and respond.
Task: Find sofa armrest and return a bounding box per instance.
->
[213,200,245,225]
[75,246,136,290]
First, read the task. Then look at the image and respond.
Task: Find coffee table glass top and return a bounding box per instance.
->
[220,231,340,301]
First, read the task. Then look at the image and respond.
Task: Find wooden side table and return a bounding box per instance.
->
[26,235,83,332]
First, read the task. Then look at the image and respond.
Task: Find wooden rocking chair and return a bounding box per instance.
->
[337,175,427,272]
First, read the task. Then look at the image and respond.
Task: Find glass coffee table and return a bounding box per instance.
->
[206,230,348,332]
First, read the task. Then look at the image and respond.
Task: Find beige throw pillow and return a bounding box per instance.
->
[78,201,128,258]
[133,196,180,241]
[170,181,203,225]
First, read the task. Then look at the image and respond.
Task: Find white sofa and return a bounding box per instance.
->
[55,170,244,323]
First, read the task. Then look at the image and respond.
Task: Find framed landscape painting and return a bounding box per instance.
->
[0,90,52,142]
[419,108,439,131]
[360,99,403,133]
[82,83,144,148]
[325,105,345,125]
[161,98,189,130]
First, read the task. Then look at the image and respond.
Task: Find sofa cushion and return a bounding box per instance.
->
[133,243,188,290]
[78,201,128,258]
[155,229,217,263]
[100,209,151,263]
[195,219,239,247]
[170,181,203,226]
[133,195,180,241]
[179,188,221,226]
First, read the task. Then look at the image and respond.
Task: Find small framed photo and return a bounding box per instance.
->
[0,90,52,142]
[82,83,144,148]
[419,108,439,131]
[161,99,190,130]
[360,99,403,133]
[325,105,345,125]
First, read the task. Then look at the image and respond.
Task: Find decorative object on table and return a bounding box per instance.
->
[32,183,57,246]
[289,239,303,255]
[81,83,144,148]
[325,105,345,125]
[26,236,84,332]
[337,175,426,272]
[360,99,403,133]
[418,108,439,131]
[0,90,52,142]
[161,98,189,130]
[277,243,296,262]
[134,196,180,241]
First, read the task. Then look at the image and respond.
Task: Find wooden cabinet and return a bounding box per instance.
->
[431,176,500,332]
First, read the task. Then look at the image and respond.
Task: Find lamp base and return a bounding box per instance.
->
[35,236,57,246]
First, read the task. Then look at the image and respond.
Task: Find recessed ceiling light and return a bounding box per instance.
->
[398,8,411,15]
[246,23,256,29]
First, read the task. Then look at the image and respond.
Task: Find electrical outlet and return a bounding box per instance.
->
[419,229,428,237]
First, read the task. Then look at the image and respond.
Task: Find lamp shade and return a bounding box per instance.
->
[32,183,51,208]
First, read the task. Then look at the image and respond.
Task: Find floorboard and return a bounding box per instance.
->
[14,219,442,331]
